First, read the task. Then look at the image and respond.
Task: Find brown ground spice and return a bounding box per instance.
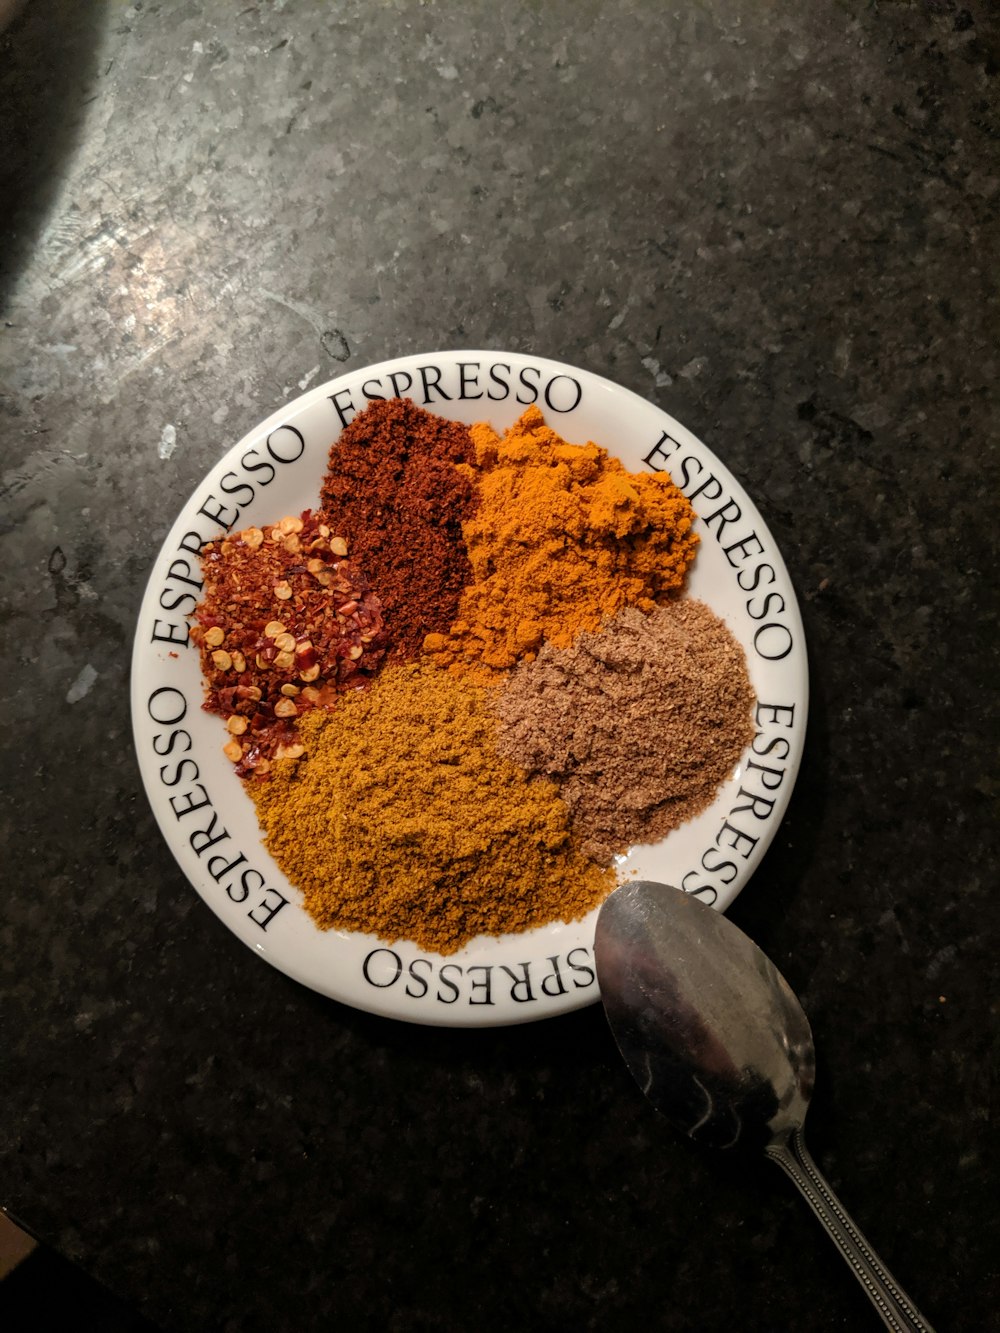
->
[423,406,698,680]
[495,601,756,862]
[320,398,478,662]
[250,662,615,954]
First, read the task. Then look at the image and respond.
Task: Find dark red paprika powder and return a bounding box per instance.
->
[319,397,478,661]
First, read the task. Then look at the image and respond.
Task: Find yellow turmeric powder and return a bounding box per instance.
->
[250,662,615,954]
[423,405,698,679]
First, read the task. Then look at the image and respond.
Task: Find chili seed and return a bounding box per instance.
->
[348,644,364,660]
[275,743,305,761]
[242,527,264,549]
[223,740,243,762]
[274,581,293,600]
[330,536,349,556]
[204,626,225,647]
[264,621,287,638]
[278,515,303,535]
[227,715,248,735]
[273,632,296,653]
[281,683,300,697]
[299,664,321,683]
[232,650,247,673]
[274,698,298,719]
[212,649,233,670]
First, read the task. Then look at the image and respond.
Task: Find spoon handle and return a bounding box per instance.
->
[766,1130,935,1332]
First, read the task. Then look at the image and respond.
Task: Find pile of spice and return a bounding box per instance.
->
[423,404,699,679]
[319,397,478,661]
[191,511,389,776]
[251,663,615,955]
[495,601,756,863]
[193,396,755,954]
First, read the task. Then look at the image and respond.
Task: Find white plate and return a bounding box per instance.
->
[131,351,808,1027]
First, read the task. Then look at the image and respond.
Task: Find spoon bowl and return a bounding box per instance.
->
[594,881,934,1333]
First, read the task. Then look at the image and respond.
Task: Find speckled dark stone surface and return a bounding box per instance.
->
[1,2,997,1330]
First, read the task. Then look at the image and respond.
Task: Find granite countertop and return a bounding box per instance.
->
[1,2,997,1330]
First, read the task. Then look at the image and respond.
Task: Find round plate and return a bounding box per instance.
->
[131,351,808,1027]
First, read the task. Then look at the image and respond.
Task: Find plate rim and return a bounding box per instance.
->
[130,348,809,1027]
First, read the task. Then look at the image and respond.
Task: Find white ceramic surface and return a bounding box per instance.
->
[131,351,808,1027]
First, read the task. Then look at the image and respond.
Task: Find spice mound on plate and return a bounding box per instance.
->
[496,600,756,862]
[250,662,616,954]
[423,405,699,679]
[319,397,479,662]
[192,512,389,776]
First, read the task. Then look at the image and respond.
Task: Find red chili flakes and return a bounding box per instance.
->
[192,511,389,775]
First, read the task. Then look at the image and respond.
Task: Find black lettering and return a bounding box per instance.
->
[753,622,794,661]
[643,430,680,472]
[700,846,740,883]
[745,757,786,790]
[158,589,197,613]
[405,957,432,998]
[189,814,231,855]
[543,374,582,413]
[419,363,451,403]
[197,493,238,530]
[206,851,248,883]
[747,592,787,621]
[456,361,484,400]
[240,447,276,487]
[362,948,402,988]
[152,727,192,757]
[158,757,200,788]
[516,365,540,405]
[230,867,265,904]
[703,498,743,540]
[486,363,510,401]
[219,470,255,508]
[248,888,289,931]
[266,424,305,464]
[687,472,725,503]
[730,787,777,822]
[499,963,535,1003]
[467,965,494,1005]
[177,530,206,557]
[717,821,759,859]
[540,955,568,997]
[755,702,795,728]
[151,618,189,647]
[361,377,386,401]
[722,531,765,568]
[680,872,720,906]
[566,947,596,989]
[677,454,704,490]
[158,587,198,614]
[437,964,462,1003]
[330,389,356,429]
[737,562,776,592]
[165,557,203,590]
[387,370,414,399]
[168,785,212,819]
[750,735,791,761]
[147,686,187,725]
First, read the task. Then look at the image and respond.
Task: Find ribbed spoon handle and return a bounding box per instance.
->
[766,1129,935,1332]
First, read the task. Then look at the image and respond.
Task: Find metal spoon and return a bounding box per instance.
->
[594,880,935,1332]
